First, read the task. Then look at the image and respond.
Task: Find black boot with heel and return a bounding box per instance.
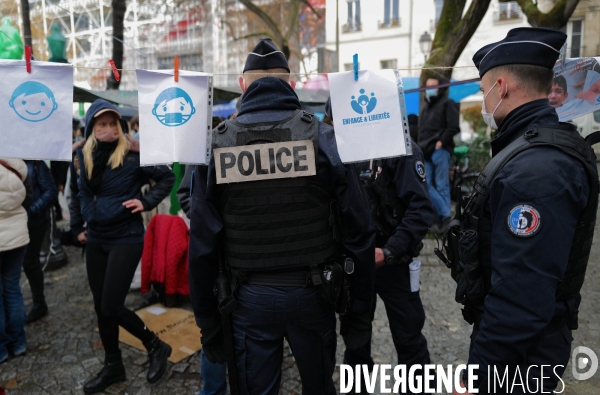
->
[144,335,172,384]
[83,351,126,394]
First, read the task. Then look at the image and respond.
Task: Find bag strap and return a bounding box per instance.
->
[0,159,23,181]
[585,130,600,147]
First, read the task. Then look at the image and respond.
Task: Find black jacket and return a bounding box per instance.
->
[418,94,460,159]
[25,160,57,227]
[468,99,591,384]
[188,77,376,329]
[177,164,194,218]
[70,149,174,244]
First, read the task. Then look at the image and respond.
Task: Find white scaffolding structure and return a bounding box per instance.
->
[19,0,235,90]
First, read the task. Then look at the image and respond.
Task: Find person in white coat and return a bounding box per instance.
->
[0,157,29,364]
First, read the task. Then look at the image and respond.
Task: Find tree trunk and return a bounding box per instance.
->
[512,0,580,29]
[107,0,126,90]
[238,0,291,60]
[20,0,33,54]
[421,0,492,87]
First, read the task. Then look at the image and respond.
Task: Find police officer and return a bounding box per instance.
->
[188,38,376,394]
[441,28,599,393]
[324,100,436,393]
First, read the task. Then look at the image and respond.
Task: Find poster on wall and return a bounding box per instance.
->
[136,69,213,166]
[0,61,73,160]
[551,57,600,121]
[327,69,412,163]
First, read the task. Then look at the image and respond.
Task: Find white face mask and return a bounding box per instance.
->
[481,82,506,130]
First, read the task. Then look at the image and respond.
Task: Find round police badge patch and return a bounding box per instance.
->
[507,205,541,237]
[415,161,426,180]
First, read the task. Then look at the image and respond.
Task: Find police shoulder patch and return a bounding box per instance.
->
[415,161,426,180]
[507,204,541,237]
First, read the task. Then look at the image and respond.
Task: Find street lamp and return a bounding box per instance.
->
[419,31,432,62]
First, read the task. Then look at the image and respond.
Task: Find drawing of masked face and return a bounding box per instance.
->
[10,92,58,122]
[153,97,196,126]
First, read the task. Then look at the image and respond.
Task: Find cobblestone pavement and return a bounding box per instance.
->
[1,225,599,394]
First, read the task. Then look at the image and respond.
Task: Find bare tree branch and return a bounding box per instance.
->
[238,0,285,47]
[512,0,580,28]
[424,0,491,82]
[284,0,301,42]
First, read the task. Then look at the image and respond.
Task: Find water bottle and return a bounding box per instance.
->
[409,260,421,292]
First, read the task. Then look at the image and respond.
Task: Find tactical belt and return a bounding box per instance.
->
[227,246,337,270]
[244,269,310,287]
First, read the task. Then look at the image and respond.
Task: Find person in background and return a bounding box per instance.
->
[70,99,175,394]
[177,165,227,395]
[408,114,419,142]
[418,77,460,233]
[23,160,57,324]
[0,157,30,364]
[130,115,140,140]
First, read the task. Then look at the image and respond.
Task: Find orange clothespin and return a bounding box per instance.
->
[109,60,120,82]
[174,56,179,82]
[25,46,32,73]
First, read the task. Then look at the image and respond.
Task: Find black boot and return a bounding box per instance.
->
[26,302,48,324]
[83,352,126,394]
[144,336,172,384]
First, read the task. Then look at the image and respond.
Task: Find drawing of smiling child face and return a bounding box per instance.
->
[152,87,196,127]
[9,81,58,122]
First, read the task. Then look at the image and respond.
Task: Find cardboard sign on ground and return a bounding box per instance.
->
[118,304,201,363]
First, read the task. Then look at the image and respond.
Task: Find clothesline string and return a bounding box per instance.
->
[71,65,477,73]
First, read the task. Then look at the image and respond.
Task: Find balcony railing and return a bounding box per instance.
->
[342,23,362,33]
[378,19,401,29]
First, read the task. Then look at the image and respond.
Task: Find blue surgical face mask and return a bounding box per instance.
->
[425,89,437,98]
[75,136,83,142]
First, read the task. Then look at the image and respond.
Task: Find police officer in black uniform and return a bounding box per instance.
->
[188,38,376,394]
[324,100,436,392]
[440,28,599,393]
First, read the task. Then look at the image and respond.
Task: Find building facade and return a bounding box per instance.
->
[325,0,533,80]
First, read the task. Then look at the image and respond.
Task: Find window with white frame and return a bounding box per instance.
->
[380,59,398,69]
[497,1,521,22]
[344,62,359,71]
[567,20,584,57]
[382,0,400,27]
[343,0,361,32]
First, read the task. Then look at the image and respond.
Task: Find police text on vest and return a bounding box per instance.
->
[214,140,316,184]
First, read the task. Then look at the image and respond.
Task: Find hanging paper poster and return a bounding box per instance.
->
[327,69,412,163]
[136,69,213,165]
[551,57,600,122]
[0,60,73,160]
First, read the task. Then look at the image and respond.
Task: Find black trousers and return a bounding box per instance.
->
[22,220,50,305]
[86,242,154,356]
[344,263,432,394]
[232,285,337,395]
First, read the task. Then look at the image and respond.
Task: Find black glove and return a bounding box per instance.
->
[339,310,373,350]
[201,323,226,364]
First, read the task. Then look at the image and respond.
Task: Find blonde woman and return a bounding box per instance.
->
[69,100,175,394]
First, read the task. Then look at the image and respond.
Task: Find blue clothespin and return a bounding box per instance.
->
[353,54,359,81]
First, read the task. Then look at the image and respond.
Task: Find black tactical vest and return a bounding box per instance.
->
[449,125,599,327]
[357,160,407,246]
[212,110,338,272]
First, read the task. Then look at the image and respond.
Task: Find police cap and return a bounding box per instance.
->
[243,38,290,73]
[473,27,566,77]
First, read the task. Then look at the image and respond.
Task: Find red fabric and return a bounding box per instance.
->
[141,214,190,296]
